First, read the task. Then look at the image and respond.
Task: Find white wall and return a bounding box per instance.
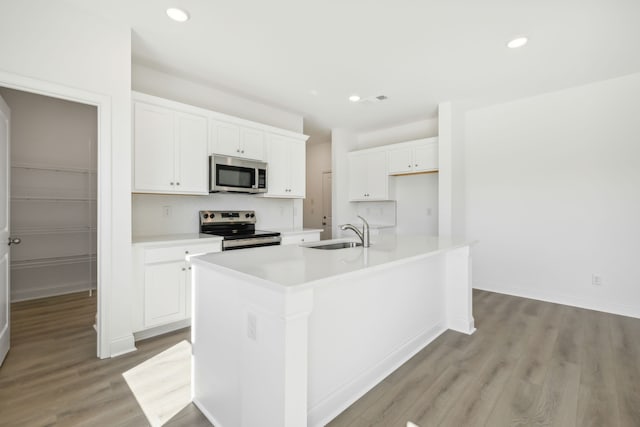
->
[331,129,358,237]
[133,194,300,236]
[357,118,438,149]
[303,142,331,230]
[132,64,303,133]
[465,72,640,318]
[0,0,132,356]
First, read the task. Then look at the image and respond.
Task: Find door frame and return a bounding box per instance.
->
[0,70,112,359]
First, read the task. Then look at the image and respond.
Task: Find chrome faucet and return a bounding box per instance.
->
[340,215,370,247]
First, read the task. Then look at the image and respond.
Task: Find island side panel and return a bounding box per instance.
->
[445,245,475,334]
[191,262,313,427]
[307,253,448,426]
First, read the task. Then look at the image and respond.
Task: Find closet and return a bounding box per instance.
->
[0,88,97,302]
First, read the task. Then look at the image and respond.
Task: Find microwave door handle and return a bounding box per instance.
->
[253,167,259,189]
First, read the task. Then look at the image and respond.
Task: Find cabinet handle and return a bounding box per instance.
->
[188,267,192,270]
[241,150,245,154]
[182,267,186,271]
[415,164,418,167]
[176,182,180,186]
[236,149,240,153]
[185,250,189,254]
[170,182,174,185]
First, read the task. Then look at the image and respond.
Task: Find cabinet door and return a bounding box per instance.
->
[265,134,290,196]
[366,151,388,200]
[144,261,187,328]
[288,140,306,197]
[413,142,438,172]
[348,153,369,201]
[240,128,266,161]
[133,103,175,192]
[387,146,413,174]
[211,121,241,157]
[175,113,208,194]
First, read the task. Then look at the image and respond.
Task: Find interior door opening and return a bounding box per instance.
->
[0,87,98,367]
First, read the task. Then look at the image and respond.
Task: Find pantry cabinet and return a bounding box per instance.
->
[132,238,222,339]
[133,101,208,195]
[387,137,438,175]
[348,150,390,201]
[263,134,306,198]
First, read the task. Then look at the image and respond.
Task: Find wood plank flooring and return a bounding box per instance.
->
[1,290,639,426]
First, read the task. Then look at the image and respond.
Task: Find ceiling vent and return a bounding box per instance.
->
[360,94,389,104]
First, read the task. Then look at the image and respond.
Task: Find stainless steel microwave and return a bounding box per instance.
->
[209,155,268,193]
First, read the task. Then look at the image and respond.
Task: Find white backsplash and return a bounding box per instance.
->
[354,201,397,227]
[132,193,301,237]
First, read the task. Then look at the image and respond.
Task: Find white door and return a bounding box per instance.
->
[321,172,332,240]
[0,95,11,366]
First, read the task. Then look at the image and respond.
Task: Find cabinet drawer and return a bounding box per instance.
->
[144,242,221,264]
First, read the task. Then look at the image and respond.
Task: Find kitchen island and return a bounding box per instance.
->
[190,234,475,427]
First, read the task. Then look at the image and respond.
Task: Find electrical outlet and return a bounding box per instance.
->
[592,274,603,286]
[162,206,172,218]
[247,312,257,340]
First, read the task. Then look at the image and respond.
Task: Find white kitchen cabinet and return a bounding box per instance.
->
[388,138,438,175]
[280,230,321,245]
[263,133,306,198]
[348,150,390,201]
[133,102,208,195]
[210,120,265,161]
[132,239,222,339]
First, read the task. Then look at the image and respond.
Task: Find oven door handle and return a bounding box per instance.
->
[223,236,281,249]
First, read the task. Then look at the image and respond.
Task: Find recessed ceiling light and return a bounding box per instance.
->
[507,37,528,49]
[349,95,361,102]
[166,8,190,22]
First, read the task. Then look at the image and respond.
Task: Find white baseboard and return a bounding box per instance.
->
[11,281,96,302]
[110,334,137,358]
[308,323,446,427]
[474,283,640,319]
[133,319,191,342]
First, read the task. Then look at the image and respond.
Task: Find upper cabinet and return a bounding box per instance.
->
[263,134,306,198]
[387,137,438,175]
[133,101,208,195]
[348,150,390,201]
[209,121,265,161]
[348,137,439,202]
[132,92,308,198]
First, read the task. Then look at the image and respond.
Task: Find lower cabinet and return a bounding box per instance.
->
[132,239,222,339]
[280,231,321,245]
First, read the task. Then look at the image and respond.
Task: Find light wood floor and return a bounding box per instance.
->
[1,290,639,426]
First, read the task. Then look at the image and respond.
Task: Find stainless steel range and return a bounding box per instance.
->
[199,210,281,251]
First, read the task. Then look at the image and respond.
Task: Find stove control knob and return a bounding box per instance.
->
[245,213,250,218]
[250,213,255,218]
[203,213,209,219]
[211,213,215,218]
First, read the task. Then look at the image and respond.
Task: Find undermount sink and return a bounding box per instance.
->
[306,241,363,250]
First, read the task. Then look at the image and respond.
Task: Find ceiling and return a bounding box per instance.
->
[64,0,640,140]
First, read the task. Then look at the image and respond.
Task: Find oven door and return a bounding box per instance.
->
[210,155,267,193]
[223,236,282,250]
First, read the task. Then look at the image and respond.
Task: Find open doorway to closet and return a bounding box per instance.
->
[0,87,97,361]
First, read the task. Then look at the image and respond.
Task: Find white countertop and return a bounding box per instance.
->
[191,234,471,291]
[132,233,223,245]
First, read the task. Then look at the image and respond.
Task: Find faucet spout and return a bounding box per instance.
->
[339,215,371,247]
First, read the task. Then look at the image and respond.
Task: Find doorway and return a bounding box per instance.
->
[0,87,98,365]
[303,141,332,240]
